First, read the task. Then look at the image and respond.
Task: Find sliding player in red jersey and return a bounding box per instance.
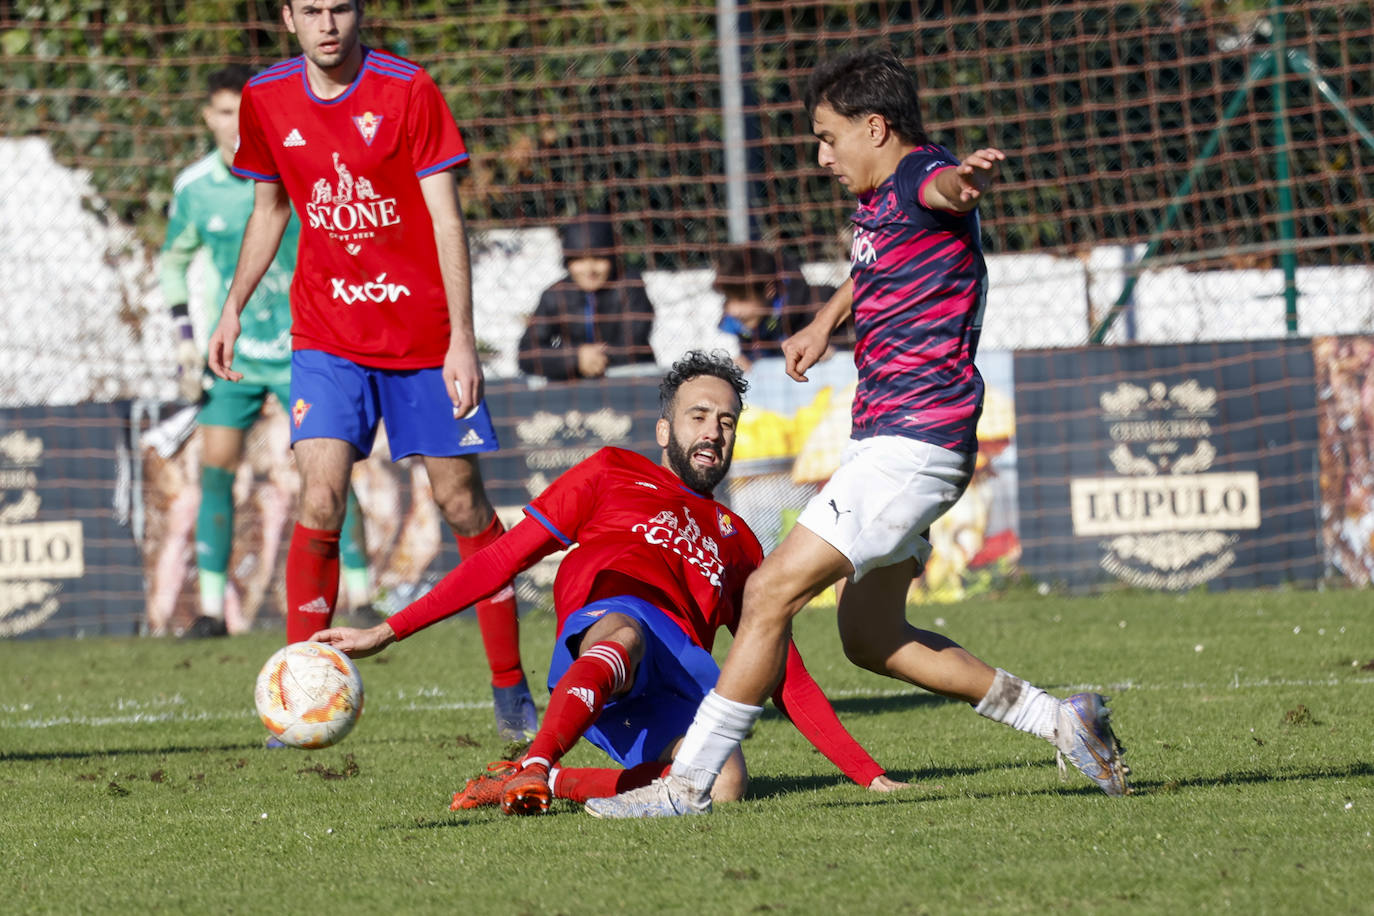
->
[207,0,535,741]
[313,351,906,814]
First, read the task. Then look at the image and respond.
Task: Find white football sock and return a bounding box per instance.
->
[198,571,226,619]
[669,689,764,792]
[975,668,1059,740]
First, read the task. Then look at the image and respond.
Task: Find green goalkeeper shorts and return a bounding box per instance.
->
[198,375,291,431]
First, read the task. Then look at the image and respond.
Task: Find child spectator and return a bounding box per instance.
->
[712,244,838,370]
[518,215,656,380]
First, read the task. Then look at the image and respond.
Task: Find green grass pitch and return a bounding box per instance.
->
[2,587,1371,914]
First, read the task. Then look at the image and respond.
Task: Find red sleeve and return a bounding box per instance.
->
[387,516,558,640]
[524,450,605,546]
[231,84,280,182]
[771,642,886,787]
[407,69,469,178]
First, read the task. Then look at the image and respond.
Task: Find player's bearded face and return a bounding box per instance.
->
[661,376,740,496]
[666,426,733,495]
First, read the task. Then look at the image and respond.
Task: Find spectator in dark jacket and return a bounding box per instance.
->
[712,244,840,371]
[517,216,656,381]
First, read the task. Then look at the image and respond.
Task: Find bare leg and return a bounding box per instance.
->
[713,522,853,706]
[836,556,995,704]
[421,453,494,535]
[293,437,357,529]
[148,480,199,635]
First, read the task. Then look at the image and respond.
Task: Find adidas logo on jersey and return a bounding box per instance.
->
[206,215,228,233]
[282,129,306,148]
[567,686,597,713]
[459,428,486,447]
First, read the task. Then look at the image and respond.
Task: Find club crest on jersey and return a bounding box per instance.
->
[352,112,383,146]
[291,398,311,428]
[717,510,737,537]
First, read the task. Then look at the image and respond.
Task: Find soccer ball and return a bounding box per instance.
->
[254,641,364,749]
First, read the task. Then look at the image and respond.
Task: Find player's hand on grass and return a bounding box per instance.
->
[781,320,833,382]
[867,774,911,792]
[310,622,397,659]
[176,339,206,402]
[953,147,1006,203]
[207,309,243,382]
[444,340,484,419]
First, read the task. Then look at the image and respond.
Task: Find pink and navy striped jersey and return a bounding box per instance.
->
[847,145,987,452]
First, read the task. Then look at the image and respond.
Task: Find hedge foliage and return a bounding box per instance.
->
[2,1,1371,268]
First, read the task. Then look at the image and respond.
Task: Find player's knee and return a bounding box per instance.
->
[432,486,487,534]
[298,482,347,529]
[840,631,888,675]
[577,614,645,673]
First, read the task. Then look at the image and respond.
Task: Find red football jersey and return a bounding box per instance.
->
[526,448,763,649]
[382,445,885,787]
[233,49,469,368]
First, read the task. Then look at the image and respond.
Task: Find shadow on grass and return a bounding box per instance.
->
[382,759,1374,829]
[1122,760,1374,796]
[760,691,956,721]
[748,759,1374,805]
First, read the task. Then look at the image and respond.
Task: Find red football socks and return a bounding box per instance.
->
[523,640,630,769]
[552,761,671,803]
[453,514,524,688]
[285,524,340,643]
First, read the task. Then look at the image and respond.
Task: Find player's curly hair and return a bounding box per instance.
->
[803,48,928,147]
[659,350,749,417]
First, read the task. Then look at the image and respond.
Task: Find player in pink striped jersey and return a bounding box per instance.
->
[591,50,1128,818]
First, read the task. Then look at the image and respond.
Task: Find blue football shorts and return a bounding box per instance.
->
[287,349,500,460]
[549,595,721,769]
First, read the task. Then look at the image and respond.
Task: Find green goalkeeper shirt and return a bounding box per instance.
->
[159,151,298,387]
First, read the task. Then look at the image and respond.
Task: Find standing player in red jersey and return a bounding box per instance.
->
[592,50,1129,818]
[312,351,906,815]
[207,0,536,742]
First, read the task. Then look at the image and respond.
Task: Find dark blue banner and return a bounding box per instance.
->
[0,402,142,637]
[1014,340,1321,591]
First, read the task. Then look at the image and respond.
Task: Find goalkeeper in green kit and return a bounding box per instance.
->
[159,65,369,637]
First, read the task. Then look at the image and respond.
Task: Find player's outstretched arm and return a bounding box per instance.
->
[771,640,898,790]
[384,516,560,641]
[311,621,397,659]
[921,148,1007,214]
[208,180,292,381]
[419,170,482,418]
[782,279,853,382]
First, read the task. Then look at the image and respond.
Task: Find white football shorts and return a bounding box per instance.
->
[795,435,974,581]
